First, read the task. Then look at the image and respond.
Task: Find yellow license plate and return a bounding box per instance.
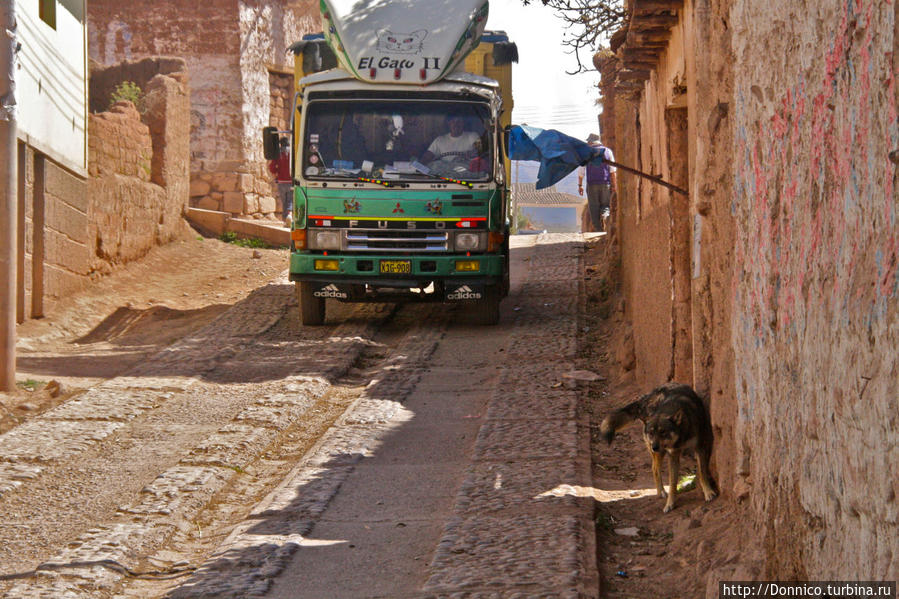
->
[380,260,411,274]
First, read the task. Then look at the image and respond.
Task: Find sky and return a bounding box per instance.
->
[486,0,602,142]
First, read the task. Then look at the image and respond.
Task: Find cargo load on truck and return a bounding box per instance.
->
[320,0,488,85]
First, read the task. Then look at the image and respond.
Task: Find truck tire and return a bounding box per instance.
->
[471,284,501,325]
[297,281,325,326]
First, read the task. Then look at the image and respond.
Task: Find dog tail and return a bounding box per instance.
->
[599,398,646,445]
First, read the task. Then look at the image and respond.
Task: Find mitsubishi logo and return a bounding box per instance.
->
[393,203,404,214]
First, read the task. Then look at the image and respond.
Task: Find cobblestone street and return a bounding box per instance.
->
[0,234,599,598]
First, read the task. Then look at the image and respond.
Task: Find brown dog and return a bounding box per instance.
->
[600,382,718,512]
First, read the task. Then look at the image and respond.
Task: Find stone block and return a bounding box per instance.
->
[238,173,254,192]
[190,180,211,197]
[222,191,244,214]
[185,208,229,237]
[227,218,289,246]
[44,193,89,245]
[44,229,91,275]
[244,194,260,215]
[258,194,277,214]
[44,159,89,213]
[213,173,239,192]
[196,196,220,211]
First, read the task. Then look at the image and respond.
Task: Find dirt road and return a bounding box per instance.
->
[0,233,600,598]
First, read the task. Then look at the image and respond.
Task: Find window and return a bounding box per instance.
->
[302,98,493,183]
[39,0,56,29]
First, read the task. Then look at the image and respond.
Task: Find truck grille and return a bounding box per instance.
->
[344,229,450,253]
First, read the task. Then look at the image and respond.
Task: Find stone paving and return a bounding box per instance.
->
[163,305,449,598]
[0,234,598,598]
[421,234,596,598]
[161,233,597,598]
[0,286,391,598]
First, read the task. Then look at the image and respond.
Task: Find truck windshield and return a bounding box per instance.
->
[301,100,493,183]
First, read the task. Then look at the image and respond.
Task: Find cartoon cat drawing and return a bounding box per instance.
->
[377,29,427,54]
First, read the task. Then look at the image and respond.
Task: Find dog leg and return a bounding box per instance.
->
[697,447,719,502]
[663,450,680,513]
[650,449,667,498]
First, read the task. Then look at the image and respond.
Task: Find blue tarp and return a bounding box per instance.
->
[508,125,605,190]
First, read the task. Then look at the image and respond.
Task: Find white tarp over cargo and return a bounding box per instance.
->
[320,0,489,85]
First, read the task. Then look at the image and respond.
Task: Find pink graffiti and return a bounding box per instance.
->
[736,0,897,338]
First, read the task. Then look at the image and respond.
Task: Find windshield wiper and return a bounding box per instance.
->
[410,161,475,188]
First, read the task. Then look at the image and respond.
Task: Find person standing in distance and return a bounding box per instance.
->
[577,135,617,232]
[268,137,293,226]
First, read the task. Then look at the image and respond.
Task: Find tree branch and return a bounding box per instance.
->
[520,0,627,74]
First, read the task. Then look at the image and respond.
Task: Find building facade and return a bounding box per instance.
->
[16,0,89,319]
[601,0,898,583]
[87,0,319,219]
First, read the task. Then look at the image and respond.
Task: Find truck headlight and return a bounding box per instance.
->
[454,232,483,251]
[308,230,341,250]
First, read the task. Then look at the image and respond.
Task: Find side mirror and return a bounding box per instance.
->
[262,126,279,160]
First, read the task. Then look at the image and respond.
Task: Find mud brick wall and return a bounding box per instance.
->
[608,20,695,389]
[89,102,153,181]
[88,101,168,270]
[88,0,318,219]
[86,56,191,272]
[730,0,897,580]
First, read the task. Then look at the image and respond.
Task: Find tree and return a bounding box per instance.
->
[521,0,627,74]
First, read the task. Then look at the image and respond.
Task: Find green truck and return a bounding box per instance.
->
[263,0,516,325]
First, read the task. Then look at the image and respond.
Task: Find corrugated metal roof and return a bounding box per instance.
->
[513,183,585,207]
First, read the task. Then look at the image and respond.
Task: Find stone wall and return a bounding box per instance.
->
[87,0,318,220]
[87,58,191,271]
[604,0,897,583]
[269,71,294,132]
[35,155,91,312]
[18,147,90,321]
[730,0,897,580]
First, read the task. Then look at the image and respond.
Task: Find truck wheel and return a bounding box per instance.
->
[297,282,325,326]
[471,284,501,325]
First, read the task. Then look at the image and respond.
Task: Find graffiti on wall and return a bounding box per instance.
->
[733,0,897,349]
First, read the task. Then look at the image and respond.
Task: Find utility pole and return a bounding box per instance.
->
[0,0,17,391]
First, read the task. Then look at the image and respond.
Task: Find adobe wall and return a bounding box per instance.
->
[684,0,738,503]
[730,0,898,579]
[87,99,185,271]
[602,0,896,583]
[87,57,191,272]
[87,0,318,219]
[607,16,694,387]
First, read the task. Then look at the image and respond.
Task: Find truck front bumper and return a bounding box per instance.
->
[289,252,506,301]
[289,252,505,281]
